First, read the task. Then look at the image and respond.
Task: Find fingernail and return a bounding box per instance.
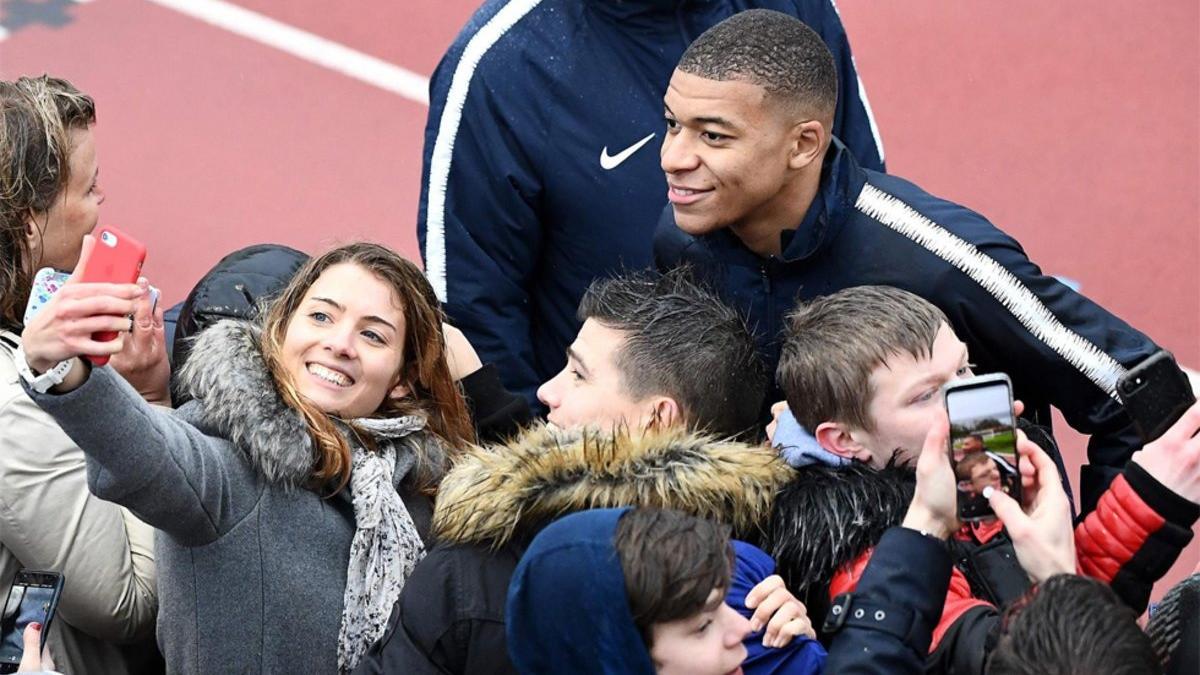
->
[983,486,994,499]
[30,622,41,632]
[749,620,761,633]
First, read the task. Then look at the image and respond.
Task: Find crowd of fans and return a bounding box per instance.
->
[0,5,1196,675]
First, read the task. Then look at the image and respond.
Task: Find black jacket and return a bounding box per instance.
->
[655,138,1177,513]
[354,426,793,674]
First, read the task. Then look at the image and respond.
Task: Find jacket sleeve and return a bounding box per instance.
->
[1075,463,1199,613]
[418,43,546,407]
[0,388,157,643]
[459,364,532,445]
[828,538,998,674]
[823,529,954,674]
[25,366,258,548]
[798,0,885,172]
[921,217,1169,514]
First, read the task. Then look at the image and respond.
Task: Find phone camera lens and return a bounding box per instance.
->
[100,231,117,247]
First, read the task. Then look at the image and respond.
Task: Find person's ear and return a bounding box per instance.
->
[787,119,827,171]
[644,397,681,431]
[814,421,872,462]
[388,380,411,401]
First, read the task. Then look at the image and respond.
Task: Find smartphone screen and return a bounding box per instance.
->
[945,374,1021,521]
[0,572,63,668]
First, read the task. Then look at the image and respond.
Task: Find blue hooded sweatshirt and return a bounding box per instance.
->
[506,508,655,674]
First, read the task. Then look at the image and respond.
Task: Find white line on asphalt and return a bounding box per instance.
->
[142,0,430,105]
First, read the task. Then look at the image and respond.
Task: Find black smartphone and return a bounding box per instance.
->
[1117,350,1195,444]
[943,373,1022,521]
[0,570,64,673]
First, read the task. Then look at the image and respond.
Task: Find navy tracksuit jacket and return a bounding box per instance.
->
[418,0,885,408]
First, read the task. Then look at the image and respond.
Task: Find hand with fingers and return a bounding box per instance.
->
[17,622,55,672]
[901,409,960,540]
[20,234,144,392]
[744,574,814,649]
[765,401,788,443]
[1129,400,1200,503]
[109,277,171,406]
[986,429,1076,583]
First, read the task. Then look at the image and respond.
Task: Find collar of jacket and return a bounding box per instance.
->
[174,319,440,491]
[765,461,915,595]
[432,424,794,548]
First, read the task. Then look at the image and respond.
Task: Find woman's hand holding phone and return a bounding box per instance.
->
[109,277,171,406]
[985,430,1076,583]
[20,235,143,387]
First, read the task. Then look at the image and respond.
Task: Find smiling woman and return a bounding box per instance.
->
[16,240,477,672]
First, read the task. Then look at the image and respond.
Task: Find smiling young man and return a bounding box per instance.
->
[652,9,1183,515]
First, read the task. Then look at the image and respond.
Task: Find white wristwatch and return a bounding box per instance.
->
[14,345,73,394]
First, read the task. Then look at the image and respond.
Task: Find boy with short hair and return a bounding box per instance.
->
[768,285,1198,672]
[506,507,752,675]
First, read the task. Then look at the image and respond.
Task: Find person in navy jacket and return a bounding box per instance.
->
[419,0,885,410]
[652,9,1182,513]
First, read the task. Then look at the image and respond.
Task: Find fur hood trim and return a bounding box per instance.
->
[433,424,794,548]
[765,462,915,595]
[175,319,436,487]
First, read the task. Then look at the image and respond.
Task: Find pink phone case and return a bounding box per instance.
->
[81,226,146,366]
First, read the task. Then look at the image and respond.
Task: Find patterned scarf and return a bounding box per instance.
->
[336,415,429,673]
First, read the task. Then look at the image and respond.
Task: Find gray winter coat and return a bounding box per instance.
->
[25,321,443,674]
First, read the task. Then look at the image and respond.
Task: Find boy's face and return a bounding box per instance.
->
[649,588,750,675]
[854,323,973,468]
[537,319,652,430]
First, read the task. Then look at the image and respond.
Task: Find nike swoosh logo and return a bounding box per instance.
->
[600,133,657,170]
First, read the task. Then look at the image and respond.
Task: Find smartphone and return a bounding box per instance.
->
[80,226,147,366]
[943,373,1022,521]
[0,571,64,673]
[22,268,71,325]
[1117,350,1196,444]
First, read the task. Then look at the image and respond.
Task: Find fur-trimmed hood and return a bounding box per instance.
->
[765,462,915,596]
[432,424,794,548]
[175,319,443,488]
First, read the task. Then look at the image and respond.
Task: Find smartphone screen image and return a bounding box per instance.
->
[0,571,63,670]
[944,374,1021,521]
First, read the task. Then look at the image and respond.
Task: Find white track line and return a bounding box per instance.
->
[142,0,430,105]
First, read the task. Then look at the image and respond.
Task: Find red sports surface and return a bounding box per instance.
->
[2,0,1196,598]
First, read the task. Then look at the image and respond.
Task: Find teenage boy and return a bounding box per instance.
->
[769,285,1199,672]
[653,9,1181,514]
[355,270,817,674]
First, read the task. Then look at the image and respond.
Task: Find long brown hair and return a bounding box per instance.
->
[0,75,95,331]
[260,242,474,494]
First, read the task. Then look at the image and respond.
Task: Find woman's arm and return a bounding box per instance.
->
[0,390,157,643]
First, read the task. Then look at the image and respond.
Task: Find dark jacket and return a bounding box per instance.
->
[354,425,793,674]
[420,0,885,409]
[766,456,1197,673]
[169,243,309,404]
[506,507,655,675]
[654,137,1177,513]
[823,527,953,675]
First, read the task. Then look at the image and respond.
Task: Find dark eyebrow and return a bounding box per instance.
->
[566,346,591,378]
[311,297,398,334]
[663,103,740,132]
